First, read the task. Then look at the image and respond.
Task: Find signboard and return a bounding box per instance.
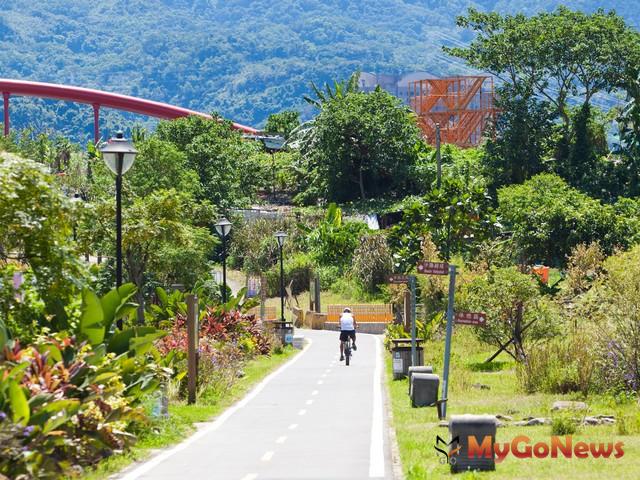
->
[247,276,261,298]
[388,274,411,284]
[392,351,403,373]
[454,311,487,326]
[417,261,449,275]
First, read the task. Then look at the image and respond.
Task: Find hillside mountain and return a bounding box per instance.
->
[0,0,638,140]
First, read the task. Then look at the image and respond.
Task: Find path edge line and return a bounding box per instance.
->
[117,338,314,480]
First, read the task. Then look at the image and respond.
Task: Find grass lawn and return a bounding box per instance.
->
[387,329,640,479]
[81,347,298,480]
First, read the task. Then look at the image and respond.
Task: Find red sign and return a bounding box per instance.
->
[455,312,487,326]
[417,261,449,275]
[388,274,410,284]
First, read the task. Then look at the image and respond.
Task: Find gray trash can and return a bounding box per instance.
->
[390,339,424,379]
[449,414,497,472]
[408,365,433,394]
[410,373,439,407]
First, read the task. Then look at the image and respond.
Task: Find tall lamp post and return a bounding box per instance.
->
[274,231,288,322]
[214,217,232,304]
[99,131,137,288]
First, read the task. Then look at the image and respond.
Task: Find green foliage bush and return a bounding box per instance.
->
[265,252,314,297]
[304,204,368,270]
[551,415,578,436]
[517,334,597,395]
[0,284,172,478]
[0,153,87,334]
[577,245,640,394]
[388,177,496,270]
[351,233,393,293]
[498,174,638,265]
[461,266,559,362]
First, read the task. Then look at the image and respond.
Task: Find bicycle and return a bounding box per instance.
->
[342,337,353,366]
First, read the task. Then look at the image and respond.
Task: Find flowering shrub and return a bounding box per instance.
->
[158,309,272,358]
[0,335,153,478]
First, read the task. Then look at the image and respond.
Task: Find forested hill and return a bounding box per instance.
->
[0,0,638,140]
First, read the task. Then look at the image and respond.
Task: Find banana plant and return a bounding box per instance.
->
[78,283,165,356]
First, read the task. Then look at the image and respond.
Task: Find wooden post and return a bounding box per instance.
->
[186,294,199,405]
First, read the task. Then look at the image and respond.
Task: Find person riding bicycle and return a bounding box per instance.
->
[339,307,357,361]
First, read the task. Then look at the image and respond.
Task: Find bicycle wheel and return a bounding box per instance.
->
[345,350,350,366]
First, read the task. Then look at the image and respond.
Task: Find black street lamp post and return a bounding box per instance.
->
[275,231,288,321]
[99,131,137,288]
[215,217,232,304]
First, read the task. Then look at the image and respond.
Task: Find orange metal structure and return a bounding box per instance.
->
[408,76,497,147]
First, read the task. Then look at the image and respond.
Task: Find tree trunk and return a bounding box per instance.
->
[513,301,527,362]
[358,164,366,200]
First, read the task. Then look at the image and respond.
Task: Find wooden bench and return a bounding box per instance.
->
[327,304,393,323]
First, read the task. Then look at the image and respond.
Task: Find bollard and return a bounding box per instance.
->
[186,294,199,405]
[410,373,440,407]
[449,414,497,472]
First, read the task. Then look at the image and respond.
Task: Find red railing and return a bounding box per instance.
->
[0,78,258,142]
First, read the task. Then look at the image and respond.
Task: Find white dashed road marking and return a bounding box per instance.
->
[288,423,298,430]
[261,451,274,462]
[298,409,307,416]
[276,436,287,444]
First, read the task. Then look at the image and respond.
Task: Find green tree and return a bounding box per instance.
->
[264,110,300,139]
[462,267,559,362]
[498,173,637,265]
[302,88,422,202]
[156,115,261,208]
[86,189,216,323]
[447,7,640,185]
[0,152,86,331]
[484,92,555,188]
[616,72,640,196]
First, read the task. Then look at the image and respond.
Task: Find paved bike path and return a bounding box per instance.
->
[118,329,394,480]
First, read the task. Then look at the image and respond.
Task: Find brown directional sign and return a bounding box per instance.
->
[455,311,487,326]
[416,261,449,275]
[388,274,410,284]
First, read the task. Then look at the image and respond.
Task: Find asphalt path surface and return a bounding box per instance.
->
[118,329,394,480]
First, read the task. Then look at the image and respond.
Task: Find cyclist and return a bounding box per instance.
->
[339,307,357,361]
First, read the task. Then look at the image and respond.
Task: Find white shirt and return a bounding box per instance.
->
[339,313,355,331]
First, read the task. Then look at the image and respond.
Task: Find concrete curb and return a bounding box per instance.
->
[381,340,405,480]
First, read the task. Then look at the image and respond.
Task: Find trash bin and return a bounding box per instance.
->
[391,339,424,379]
[449,414,497,472]
[408,365,434,394]
[272,321,294,346]
[410,373,439,407]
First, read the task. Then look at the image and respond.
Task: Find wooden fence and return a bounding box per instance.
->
[247,305,278,321]
[327,304,393,323]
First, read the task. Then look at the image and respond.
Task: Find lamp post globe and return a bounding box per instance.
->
[99,131,137,290]
[215,217,232,304]
[274,231,288,321]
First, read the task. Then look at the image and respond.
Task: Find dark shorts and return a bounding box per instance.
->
[340,330,356,342]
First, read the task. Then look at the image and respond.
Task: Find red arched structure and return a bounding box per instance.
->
[0,78,258,143]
